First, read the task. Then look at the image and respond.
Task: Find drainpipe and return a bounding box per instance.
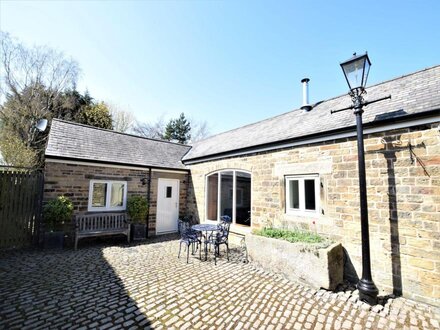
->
[185,173,190,222]
[146,168,152,238]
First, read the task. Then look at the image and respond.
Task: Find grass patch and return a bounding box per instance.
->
[254,227,324,244]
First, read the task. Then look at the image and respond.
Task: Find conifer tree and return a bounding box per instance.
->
[163,113,191,144]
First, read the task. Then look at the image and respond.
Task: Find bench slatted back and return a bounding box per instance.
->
[76,213,128,232]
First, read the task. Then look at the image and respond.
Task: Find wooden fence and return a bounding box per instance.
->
[0,168,44,249]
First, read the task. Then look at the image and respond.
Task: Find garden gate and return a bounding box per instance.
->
[0,167,44,249]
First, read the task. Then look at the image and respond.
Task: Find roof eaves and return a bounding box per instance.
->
[45,155,190,172]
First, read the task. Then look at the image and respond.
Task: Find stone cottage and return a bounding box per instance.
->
[44,65,440,305]
[181,65,440,305]
[44,119,190,236]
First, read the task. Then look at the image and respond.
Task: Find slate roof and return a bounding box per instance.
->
[183,65,440,163]
[46,120,190,170]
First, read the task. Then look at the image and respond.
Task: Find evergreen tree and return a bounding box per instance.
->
[163,113,191,144]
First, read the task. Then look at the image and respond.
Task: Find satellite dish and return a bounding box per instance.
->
[36,119,48,132]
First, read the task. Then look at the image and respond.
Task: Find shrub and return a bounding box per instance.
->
[43,196,74,232]
[254,227,324,244]
[127,195,148,223]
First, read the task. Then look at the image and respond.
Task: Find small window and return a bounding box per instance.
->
[166,186,172,198]
[286,175,319,216]
[88,180,127,212]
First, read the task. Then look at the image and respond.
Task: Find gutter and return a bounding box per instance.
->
[183,109,440,165]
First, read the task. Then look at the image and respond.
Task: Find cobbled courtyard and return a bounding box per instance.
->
[1,235,439,330]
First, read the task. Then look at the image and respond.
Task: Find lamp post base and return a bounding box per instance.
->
[358,278,379,305]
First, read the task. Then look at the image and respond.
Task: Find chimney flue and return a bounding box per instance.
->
[301,78,312,111]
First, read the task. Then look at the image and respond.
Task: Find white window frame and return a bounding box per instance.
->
[285,174,320,216]
[205,170,251,225]
[88,180,128,212]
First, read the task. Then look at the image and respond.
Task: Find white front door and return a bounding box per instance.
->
[156,178,180,234]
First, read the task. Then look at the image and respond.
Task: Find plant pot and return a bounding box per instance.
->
[44,231,64,249]
[131,224,146,241]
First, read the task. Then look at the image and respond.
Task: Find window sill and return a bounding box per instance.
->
[285,211,320,218]
[230,224,251,236]
[203,219,251,236]
[87,207,126,212]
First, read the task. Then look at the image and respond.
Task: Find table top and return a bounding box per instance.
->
[191,224,219,232]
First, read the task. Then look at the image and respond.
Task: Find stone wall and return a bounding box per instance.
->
[44,161,188,237]
[187,123,440,305]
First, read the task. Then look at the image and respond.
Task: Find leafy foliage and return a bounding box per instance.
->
[43,196,74,232]
[126,195,149,224]
[254,227,324,244]
[76,102,113,130]
[163,113,191,144]
[0,132,38,167]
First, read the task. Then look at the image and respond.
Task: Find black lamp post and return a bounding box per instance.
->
[340,52,378,305]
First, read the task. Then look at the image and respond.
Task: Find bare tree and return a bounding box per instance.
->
[189,119,211,143]
[132,114,211,143]
[132,116,166,140]
[108,103,135,133]
[1,32,79,112]
[0,32,79,166]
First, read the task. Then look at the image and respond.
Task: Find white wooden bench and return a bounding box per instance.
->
[75,213,130,250]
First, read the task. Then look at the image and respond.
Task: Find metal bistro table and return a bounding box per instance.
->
[191,223,219,261]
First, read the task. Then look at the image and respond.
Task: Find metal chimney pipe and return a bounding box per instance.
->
[301,78,312,111]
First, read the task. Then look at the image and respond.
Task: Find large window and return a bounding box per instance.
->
[88,180,127,212]
[206,170,251,226]
[285,175,319,216]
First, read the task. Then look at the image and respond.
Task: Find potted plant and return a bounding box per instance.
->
[127,195,149,241]
[43,195,74,249]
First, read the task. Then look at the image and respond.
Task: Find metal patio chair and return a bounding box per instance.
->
[178,218,201,263]
[205,215,232,265]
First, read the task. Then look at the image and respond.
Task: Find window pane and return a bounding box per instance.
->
[166,186,172,198]
[92,183,107,207]
[304,179,316,210]
[236,171,251,226]
[220,171,233,218]
[110,183,124,207]
[289,180,299,209]
[207,174,218,220]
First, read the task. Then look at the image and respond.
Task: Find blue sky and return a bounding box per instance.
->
[1,0,439,135]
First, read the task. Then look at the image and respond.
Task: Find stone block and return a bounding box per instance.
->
[246,233,343,290]
[408,257,434,270]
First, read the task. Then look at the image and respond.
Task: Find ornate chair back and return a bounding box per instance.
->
[217,215,232,243]
[178,219,192,237]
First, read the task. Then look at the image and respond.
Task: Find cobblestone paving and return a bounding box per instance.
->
[1,236,439,330]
